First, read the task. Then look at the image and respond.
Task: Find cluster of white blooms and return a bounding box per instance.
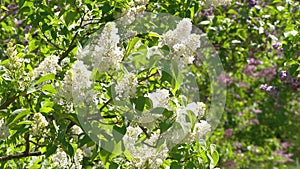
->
[58,60,96,105]
[164,101,209,144]
[81,144,95,157]
[134,0,149,5]
[135,110,161,129]
[52,147,84,169]
[52,147,69,168]
[123,125,169,169]
[58,69,73,102]
[115,72,138,99]
[6,42,23,70]
[160,18,201,65]
[77,22,123,74]
[185,102,206,118]
[33,55,61,79]
[0,119,10,140]
[71,125,84,135]
[145,89,170,108]
[190,120,211,141]
[70,124,84,142]
[70,149,84,169]
[118,1,147,25]
[30,113,49,136]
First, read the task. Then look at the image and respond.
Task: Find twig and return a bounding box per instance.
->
[38,25,64,50]
[0,152,42,161]
[87,114,117,121]
[58,12,86,64]
[0,92,27,109]
[24,133,30,155]
[99,98,112,113]
[138,70,159,83]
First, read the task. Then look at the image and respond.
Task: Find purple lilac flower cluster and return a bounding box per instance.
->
[260,70,299,98]
[200,7,214,17]
[249,0,257,7]
[279,70,300,90]
[5,4,18,15]
[260,84,278,97]
[243,58,276,81]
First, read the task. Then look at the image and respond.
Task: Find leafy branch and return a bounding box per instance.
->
[58,11,86,64]
[0,133,43,161]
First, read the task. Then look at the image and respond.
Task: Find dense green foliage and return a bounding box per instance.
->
[0,0,299,168]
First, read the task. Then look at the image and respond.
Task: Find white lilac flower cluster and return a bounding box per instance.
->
[115,72,138,99]
[58,60,96,105]
[159,18,201,65]
[52,147,84,169]
[77,22,123,74]
[30,113,49,137]
[160,97,210,144]
[0,119,10,140]
[33,55,61,79]
[123,125,168,169]
[71,125,84,135]
[118,0,148,25]
[185,102,206,118]
[179,102,210,142]
[145,89,170,108]
[81,144,95,158]
[6,42,23,70]
[190,120,211,141]
[70,125,84,142]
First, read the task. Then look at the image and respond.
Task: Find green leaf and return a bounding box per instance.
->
[102,2,112,14]
[42,84,56,94]
[64,11,77,26]
[40,107,53,113]
[35,74,55,85]
[28,157,42,169]
[227,9,238,15]
[8,109,30,126]
[170,162,181,169]
[211,150,219,167]
[112,125,126,143]
[45,144,58,158]
[61,140,74,157]
[109,162,118,169]
[125,37,140,58]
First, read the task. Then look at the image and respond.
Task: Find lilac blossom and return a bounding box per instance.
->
[272,43,280,49]
[247,58,261,66]
[274,150,294,163]
[250,118,260,125]
[260,84,268,91]
[281,142,290,149]
[233,142,243,148]
[266,85,278,96]
[217,72,233,85]
[24,25,32,34]
[249,0,257,7]
[279,70,292,83]
[255,66,277,81]
[291,78,300,90]
[224,128,233,138]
